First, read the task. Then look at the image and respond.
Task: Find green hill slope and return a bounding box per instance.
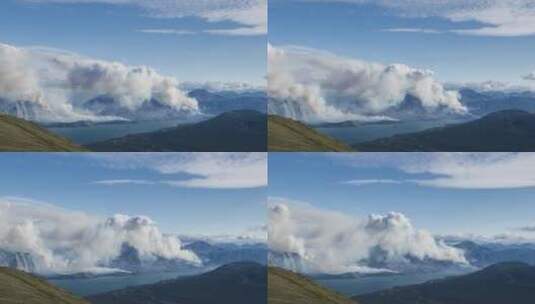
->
[354,262,535,304]
[0,114,86,151]
[268,115,353,152]
[354,110,535,152]
[0,267,89,304]
[269,267,357,304]
[87,262,267,304]
[88,110,267,152]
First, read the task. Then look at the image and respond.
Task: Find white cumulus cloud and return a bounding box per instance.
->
[0,197,200,275]
[268,198,467,274]
[0,42,198,122]
[268,45,466,123]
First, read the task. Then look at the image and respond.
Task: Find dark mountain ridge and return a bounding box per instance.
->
[354,110,535,151]
[354,262,535,304]
[87,262,267,304]
[87,110,267,152]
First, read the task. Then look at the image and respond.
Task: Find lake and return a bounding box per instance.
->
[316,269,470,297]
[46,116,210,145]
[316,119,468,145]
[48,270,200,296]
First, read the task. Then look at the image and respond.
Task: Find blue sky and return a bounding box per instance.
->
[269,153,535,238]
[0,153,267,237]
[0,0,266,85]
[269,0,535,85]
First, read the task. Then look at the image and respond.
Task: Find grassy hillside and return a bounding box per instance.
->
[269,267,356,304]
[268,115,353,152]
[88,262,267,304]
[0,114,86,152]
[354,262,535,304]
[354,110,535,152]
[88,110,267,152]
[0,267,89,304]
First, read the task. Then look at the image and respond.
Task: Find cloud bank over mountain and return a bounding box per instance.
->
[268,45,466,123]
[0,197,200,275]
[0,42,198,122]
[268,198,466,274]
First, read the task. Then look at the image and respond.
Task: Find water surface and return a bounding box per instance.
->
[316,269,470,297]
[47,116,209,145]
[317,119,468,145]
[48,271,197,296]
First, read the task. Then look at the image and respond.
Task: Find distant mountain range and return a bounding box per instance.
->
[0,238,268,277]
[268,267,356,304]
[106,243,201,274]
[0,89,267,123]
[87,262,267,304]
[458,88,535,116]
[354,110,535,151]
[270,238,535,277]
[268,115,353,152]
[270,249,469,277]
[0,113,86,151]
[0,267,89,304]
[269,240,535,303]
[83,96,191,121]
[451,240,535,268]
[269,87,535,123]
[82,89,267,121]
[386,89,535,120]
[269,88,535,152]
[354,262,535,304]
[87,110,267,152]
[184,241,267,267]
[188,89,267,115]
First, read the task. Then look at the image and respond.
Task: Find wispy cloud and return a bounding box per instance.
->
[516,225,535,232]
[204,26,267,36]
[382,28,442,34]
[89,153,267,189]
[23,0,267,36]
[92,179,157,186]
[139,26,266,37]
[338,153,535,190]
[342,179,404,186]
[306,0,535,37]
[523,72,535,81]
[137,29,196,35]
